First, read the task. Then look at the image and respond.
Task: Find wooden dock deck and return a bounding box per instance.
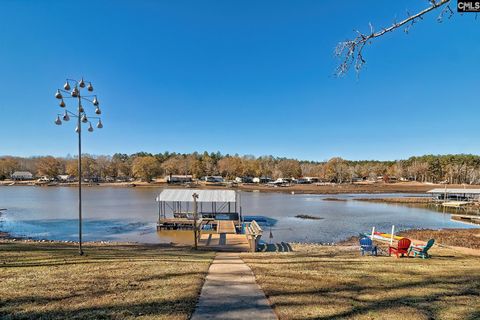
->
[217,220,236,234]
[198,233,250,252]
[157,218,263,252]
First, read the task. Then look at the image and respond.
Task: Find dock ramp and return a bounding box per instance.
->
[217,220,236,234]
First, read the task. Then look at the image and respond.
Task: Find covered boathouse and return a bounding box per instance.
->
[156,189,263,251]
[156,189,241,231]
[427,188,480,202]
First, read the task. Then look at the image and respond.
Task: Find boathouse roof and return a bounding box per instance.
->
[157,189,237,203]
[427,188,480,194]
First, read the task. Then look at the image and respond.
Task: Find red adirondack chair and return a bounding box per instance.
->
[389,238,411,258]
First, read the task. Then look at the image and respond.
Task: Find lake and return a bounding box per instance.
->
[0,186,474,244]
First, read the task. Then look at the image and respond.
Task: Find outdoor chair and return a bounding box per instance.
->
[389,238,411,258]
[409,239,435,259]
[359,237,378,256]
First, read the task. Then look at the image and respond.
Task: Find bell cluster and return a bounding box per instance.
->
[54,78,103,132]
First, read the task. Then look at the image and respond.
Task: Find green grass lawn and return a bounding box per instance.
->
[0,241,214,320]
[242,244,480,320]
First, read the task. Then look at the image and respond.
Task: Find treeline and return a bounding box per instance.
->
[1,152,480,184]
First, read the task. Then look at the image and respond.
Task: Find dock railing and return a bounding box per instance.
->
[245,220,263,252]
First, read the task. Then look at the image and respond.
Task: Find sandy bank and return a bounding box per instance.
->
[3,180,480,194]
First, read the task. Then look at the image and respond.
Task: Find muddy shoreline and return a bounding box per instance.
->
[2,181,479,195]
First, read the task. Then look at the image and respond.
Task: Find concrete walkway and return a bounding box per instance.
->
[191,252,278,320]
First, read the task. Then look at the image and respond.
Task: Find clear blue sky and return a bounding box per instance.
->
[0,0,478,161]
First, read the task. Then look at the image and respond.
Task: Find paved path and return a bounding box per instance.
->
[191,252,278,320]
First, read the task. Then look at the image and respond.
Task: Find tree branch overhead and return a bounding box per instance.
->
[335,0,452,76]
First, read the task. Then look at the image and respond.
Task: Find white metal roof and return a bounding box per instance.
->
[12,171,33,175]
[157,189,237,203]
[427,188,480,194]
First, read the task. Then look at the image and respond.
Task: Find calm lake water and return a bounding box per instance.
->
[0,186,474,244]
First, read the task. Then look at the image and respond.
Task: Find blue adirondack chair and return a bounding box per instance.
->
[409,239,435,259]
[359,237,378,256]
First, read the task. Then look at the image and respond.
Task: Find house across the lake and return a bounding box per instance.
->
[166,175,193,184]
[204,176,224,183]
[11,171,34,180]
[252,177,272,184]
[235,176,254,183]
[57,174,75,182]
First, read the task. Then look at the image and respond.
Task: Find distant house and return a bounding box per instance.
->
[235,176,254,183]
[11,171,33,181]
[37,176,52,182]
[294,178,309,184]
[204,176,224,183]
[269,178,290,186]
[57,174,75,182]
[166,175,193,184]
[253,177,272,184]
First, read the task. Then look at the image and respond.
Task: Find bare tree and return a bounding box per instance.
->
[335,0,454,76]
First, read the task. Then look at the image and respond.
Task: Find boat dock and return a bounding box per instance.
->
[155,188,264,252]
[157,218,263,251]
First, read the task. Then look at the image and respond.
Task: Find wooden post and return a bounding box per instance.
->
[157,197,162,223]
[390,225,395,246]
[192,193,199,250]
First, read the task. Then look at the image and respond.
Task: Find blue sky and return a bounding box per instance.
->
[0,0,479,161]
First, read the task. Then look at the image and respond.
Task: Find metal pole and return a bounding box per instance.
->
[157,198,162,222]
[193,193,198,250]
[77,95,83,255]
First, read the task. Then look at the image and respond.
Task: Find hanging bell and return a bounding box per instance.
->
[63,110,70,121]
[88,123,94,132]
[55,89,62,99]
[79,78,85,88]
[87,82,93,92]
[78,104,84,113]
[81,114,88,123]
[97,119,103,129]
[59,99,65,108]
[95,107,101,115]
[75,126,80,133]
[64,81,71,91]
[92,96,99,106]
[54,116,62,125]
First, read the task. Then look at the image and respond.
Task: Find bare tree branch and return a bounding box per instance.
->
[335,0,451,76]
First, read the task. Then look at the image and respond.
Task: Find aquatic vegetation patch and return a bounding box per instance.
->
[295,214,324,220]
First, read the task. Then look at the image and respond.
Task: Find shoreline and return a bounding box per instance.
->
[3,227,479,251]
[2,180,479,194]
